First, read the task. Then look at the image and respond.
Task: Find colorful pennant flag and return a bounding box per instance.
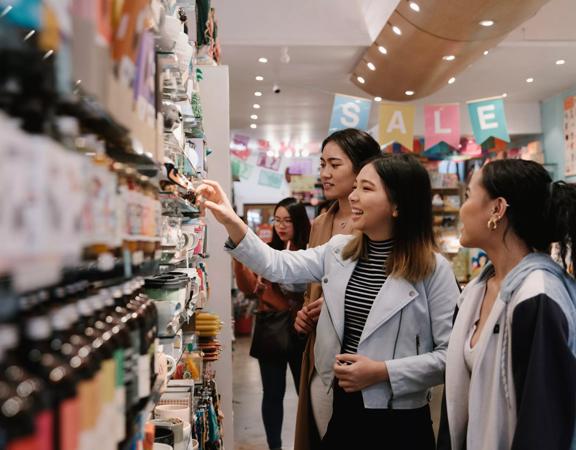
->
[329,94,372,133]
[379,103,415,150]
[467,97,510,145]
[424,104,460,149]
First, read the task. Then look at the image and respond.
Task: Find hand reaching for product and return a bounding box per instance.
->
[196,179,248,244]
[294,297,324,334]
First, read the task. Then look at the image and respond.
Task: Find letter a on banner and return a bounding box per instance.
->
[424,104,460,149]
[329,94,372,133]
[379,103,415,150]
[467,97,510,144]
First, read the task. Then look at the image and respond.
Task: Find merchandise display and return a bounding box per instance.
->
[0,1,224,450]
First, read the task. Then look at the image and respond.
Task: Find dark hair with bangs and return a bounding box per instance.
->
[341,154,437,282]
[269,197,311,251]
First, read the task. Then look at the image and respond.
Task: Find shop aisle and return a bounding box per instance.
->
[234,336,298,450]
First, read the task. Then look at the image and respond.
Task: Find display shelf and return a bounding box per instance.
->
[433,207,460,214]
[160,192,200,214]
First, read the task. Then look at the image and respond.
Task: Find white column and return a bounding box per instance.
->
[199,65,234,449]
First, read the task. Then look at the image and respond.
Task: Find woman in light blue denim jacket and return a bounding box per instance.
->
[198,154,460,449]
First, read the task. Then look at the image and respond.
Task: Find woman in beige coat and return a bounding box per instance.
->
[293,128,380,450]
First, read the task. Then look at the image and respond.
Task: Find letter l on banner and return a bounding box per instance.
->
[424,104,460,149]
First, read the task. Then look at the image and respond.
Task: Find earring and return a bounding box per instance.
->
[392,210,398,218]
[487,217,498,231]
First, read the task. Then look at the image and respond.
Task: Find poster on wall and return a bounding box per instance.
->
[256,152,282,171]
[290,175,316,192]
[258,170,284,189]
[564,96,576,176]
[288,159,314,175]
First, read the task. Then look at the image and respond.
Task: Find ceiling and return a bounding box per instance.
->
[215,0,576,147]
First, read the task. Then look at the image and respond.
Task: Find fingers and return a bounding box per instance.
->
[294,315,313,334]
[336,354,360,364]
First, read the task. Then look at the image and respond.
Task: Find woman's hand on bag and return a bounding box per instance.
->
[294,297,324,334]
[333,354,389,392]
[196,180,247,244]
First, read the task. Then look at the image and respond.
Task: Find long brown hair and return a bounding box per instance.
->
[341,154,437,282]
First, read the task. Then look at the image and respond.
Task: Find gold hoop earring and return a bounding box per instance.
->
[487,217,498,231]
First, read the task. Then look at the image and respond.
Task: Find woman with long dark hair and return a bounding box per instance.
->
[293,128,381,449]
[199,154,460,448]
[233,197,310,450]
[439,159,576,450]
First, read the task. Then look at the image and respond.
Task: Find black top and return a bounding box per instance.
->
[342,238,393,354]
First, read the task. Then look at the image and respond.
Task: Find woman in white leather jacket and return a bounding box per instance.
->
[198,154,460,449]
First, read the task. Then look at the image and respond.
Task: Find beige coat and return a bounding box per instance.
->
[294,203,338,450]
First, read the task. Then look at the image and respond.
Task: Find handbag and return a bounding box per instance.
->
[249,308,295,362]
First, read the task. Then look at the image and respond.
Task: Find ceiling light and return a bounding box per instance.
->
[405,90,415,96]
[483,50,489,56]
[285,150,293,158]
[392,25,402,36]
[258,57,268,63]
[479,20,494,27]
[378,46,388,55]
[302,149,310,157]
[502,93,508,98]
[250,124,257,129]
[255,75,264,81]
[250,114,258,120]
[448,77,456,84]
[526,77,534,83]
[556,59,566,65]
[374,96,382,102]
[253,104,261,109]
[409,2,420,12]
[443,55,456,61]
[367,62,376,71]
[254,91,263,96]
[357,76,365,84]
[266,150,274,157]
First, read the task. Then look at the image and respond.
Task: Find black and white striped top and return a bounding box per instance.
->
[342,238,394,354]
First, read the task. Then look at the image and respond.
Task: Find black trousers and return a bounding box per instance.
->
[257,348,303,450]
[321,384,436,449]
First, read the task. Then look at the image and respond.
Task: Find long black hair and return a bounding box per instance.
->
[342,154,437,282]
[482,159,576,271]
[269,197,311,251]
[321,128,381,173]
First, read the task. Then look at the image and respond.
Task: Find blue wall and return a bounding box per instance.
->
[541,85,576,182]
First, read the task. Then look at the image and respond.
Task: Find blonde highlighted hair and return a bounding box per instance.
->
[342,155,437,283]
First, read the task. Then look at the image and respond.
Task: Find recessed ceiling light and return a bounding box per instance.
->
[409,2,420,12]
[266,150,274,157]
[254,91,263,96]
[255,75,264,81]
[250,114,258,120]
[526,77,534,83]
[405,90,415,96]
[443,55,456,61]
[556,59,566,65]
[258,57,268,63]
[250,124,257,129]
[502,93,508,98]
[357,76,365,84]
[367,62,376,71]
[378,46,388,55]
[448,77,456,84]
[392,25,402,36]
[253,104,261,109]
[479,20,494,27]
[483,50,489,56]
[374,96,382,102]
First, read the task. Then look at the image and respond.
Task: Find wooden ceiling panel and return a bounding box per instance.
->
[352,0,550,101]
